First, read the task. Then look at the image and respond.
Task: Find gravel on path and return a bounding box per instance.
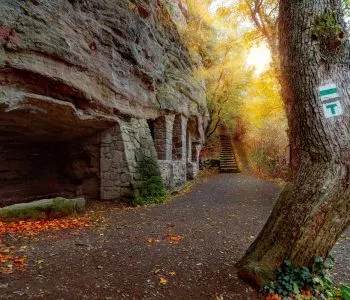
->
[0,173,348,300]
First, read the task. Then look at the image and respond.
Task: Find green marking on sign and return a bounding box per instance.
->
[322,100,343,118]
[326,103,338,115]
[320,88,338,97]
[319,83,340,101]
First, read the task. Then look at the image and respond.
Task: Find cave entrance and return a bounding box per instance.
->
[0,136,101,207]
[0,100,115,207]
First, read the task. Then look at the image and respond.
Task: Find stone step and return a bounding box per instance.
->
[221,162,237,165]
[220,165,239,169]
[220,134,240,173]
[220,168,240,173]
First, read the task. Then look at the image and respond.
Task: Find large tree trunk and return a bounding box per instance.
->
[238,0,350,287]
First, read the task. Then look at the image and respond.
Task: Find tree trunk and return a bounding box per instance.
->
[238,0,350,287]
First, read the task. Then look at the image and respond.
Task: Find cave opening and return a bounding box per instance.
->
[0,135,101,208]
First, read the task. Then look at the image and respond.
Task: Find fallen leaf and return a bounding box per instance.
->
[164,234,182,244]
[159,277,167,285]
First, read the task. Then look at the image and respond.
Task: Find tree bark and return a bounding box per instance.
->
[238,0,350,287]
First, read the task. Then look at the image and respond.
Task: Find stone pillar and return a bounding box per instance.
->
[187,132,192,163]
[172,115,187,160]
[119,118,159,183]
[186,138,202,180]
[153,115,175,160]
[192,142,202,165]
[100,125,132,201]
[101,119,161,202]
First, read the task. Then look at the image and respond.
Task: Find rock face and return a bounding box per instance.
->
[0,197,85,221]
[0,0,207,206]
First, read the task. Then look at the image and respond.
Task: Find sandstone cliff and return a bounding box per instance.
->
[0,0,207,206]
[0,0,206,141]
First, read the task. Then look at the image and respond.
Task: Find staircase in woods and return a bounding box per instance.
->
[219,135,240,173]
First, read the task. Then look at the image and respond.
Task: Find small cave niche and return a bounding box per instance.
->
[148,116,168,160]
[0,135,101,208]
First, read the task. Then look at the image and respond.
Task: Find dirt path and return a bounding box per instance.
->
[0,174,349,299]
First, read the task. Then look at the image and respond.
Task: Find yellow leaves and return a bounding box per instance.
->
[147,233,183,245]
[127,1,137,11]
[159,277,168,285]
[215,294,224,300]
[241,69,285,132]
[154,269,176,286]
[147,238,161,244]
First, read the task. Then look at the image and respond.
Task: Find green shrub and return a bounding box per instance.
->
[262,257,350,299]
[131,158,167,206]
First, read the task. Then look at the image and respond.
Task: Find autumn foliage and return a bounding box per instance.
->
[0,216,90,274]
[0,217,90,237]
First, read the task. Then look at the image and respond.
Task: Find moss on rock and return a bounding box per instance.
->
[0,197,85,221]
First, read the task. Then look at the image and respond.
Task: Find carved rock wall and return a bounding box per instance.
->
[0,0,207,206]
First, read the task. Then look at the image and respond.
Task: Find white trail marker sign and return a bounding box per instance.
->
[318,83,343,118]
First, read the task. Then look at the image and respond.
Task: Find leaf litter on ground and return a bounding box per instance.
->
[0,216,91,274]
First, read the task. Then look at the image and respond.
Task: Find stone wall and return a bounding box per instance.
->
[100,118,160,202]
[100,125,131,201]
[119,118,160,195]
[0,111,203,206]
[152,114,201,189]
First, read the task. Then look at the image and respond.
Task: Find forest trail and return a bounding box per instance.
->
[1,174,348,299]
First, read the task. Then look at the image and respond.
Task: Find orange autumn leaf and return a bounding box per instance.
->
[0,251,26,273]
[0,216,90,274]
[0,216,90,236]
[164,234,182,244]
